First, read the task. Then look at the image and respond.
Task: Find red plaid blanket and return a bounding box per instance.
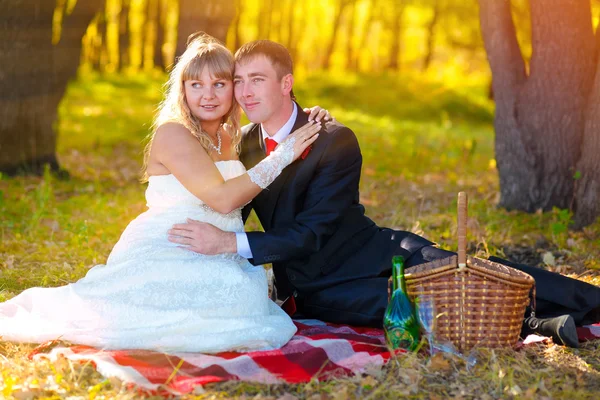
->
[32,320,600,395]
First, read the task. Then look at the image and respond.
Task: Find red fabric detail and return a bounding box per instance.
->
[281,296,297,316]
[301,146,312,160]
[265,138,278,156]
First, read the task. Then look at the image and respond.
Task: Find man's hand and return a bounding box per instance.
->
[168,219,237,254]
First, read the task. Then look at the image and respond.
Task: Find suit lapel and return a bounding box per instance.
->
[259,105,311,228]
[241,124,265,169]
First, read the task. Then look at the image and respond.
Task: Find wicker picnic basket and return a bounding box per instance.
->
[402,192,535,352]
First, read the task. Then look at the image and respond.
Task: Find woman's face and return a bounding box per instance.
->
[184,67,233,124]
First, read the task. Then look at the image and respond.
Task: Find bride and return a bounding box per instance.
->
[0,33,326,353]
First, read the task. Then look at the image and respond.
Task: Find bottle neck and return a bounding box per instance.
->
[392,255,407,293]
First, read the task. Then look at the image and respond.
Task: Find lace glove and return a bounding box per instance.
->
[247,137,296,189]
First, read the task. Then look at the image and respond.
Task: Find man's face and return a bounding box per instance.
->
[233,56,288,124]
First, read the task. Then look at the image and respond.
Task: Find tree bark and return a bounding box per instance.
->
[574,29,600,227]
[422,0,440,71]
[323,0,351,70]
[355,0,378,71]
[288,1,304,63]
[345,0,357,71]
[0,0,105,175]
[387,1,405,70]
[257,0,274,39]
[285,0,294,51]
[175,0,235,57]
[153,0,165,70]
[144,0,159,70]
[479,0,595,214]
[118,0,130,71]
[90,12,106,71]
[232,0,244,50]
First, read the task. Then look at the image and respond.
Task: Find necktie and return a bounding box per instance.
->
[265,137,278,156]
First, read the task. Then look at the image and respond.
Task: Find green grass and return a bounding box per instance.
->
[1,71,600,398]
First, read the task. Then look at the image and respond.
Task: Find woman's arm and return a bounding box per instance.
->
[151,122,320,214]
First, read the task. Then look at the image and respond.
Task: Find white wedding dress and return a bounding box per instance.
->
[0,160,297,353]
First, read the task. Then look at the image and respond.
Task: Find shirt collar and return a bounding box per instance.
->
[261,103,298,144]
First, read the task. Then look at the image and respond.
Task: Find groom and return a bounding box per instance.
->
[169,40,600,347]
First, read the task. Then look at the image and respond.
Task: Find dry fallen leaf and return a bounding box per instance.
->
[427,353,452,374]
[276,393,299,400]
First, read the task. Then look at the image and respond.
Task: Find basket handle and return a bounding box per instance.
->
[457,192,468,267]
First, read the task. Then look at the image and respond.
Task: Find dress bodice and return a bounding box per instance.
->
[145,160,247,209]
[105,160,247,264]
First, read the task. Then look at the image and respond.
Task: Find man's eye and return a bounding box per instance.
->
[253,78,263,83]
[233,80,242,85]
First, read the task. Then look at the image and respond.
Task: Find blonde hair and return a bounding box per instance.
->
[141,32,241,181]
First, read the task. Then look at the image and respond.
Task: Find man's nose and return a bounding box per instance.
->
[241,82,253,98]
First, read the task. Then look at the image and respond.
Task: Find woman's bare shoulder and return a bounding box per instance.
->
[153,122,199,149]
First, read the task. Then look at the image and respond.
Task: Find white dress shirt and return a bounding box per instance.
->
[235,103,298,259]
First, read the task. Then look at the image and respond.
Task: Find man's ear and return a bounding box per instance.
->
[281,74,294,96]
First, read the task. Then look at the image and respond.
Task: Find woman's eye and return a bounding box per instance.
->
[215,82,225,88]
[191,82,201,88]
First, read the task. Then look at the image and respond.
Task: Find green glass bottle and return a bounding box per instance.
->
[383,255,420,351]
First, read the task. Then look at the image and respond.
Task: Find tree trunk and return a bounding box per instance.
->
[345,0,357,71]
[90,12,106,71]
[175,0,236,57]
[232,0,244,50]
[479,0,595,214]
[0,0,105,175]
[574,25,600,227]
[288,1,304,63]
[272,0,282,43]
[387,1,405,70]
[422,0,440,71]
[323,0,351,70]
[257,0,274,39]
[144,0,158,70]
[153,0,165,70]
[118,0,130,71]
[285,0,294,52]
[355,0,378,71]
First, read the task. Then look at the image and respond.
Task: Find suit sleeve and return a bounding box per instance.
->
[245,126,362,265]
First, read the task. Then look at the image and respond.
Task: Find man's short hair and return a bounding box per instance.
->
[234,40,293,80]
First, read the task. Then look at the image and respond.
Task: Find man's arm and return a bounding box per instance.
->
[246,126,362,265]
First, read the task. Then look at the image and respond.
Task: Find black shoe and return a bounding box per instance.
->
[522,315,579,348]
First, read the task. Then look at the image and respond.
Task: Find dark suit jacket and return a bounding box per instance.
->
[240,104,433,302]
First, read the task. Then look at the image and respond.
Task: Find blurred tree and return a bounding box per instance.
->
[232,0,244,50]
[354,0,379,71]
[345,0,358,70]
[479,0,600,228]
[257,0,274,39]
[387,0,406,70]
[175,0,236,57]
[118,0,130,71]
[284,0,296,56]
[153,0,166,70]
[422,0,441,70]
[91,12,108,71]
[0,0,104,175]
[323,0,354,69]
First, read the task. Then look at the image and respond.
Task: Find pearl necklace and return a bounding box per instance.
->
[208,125,222,155]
